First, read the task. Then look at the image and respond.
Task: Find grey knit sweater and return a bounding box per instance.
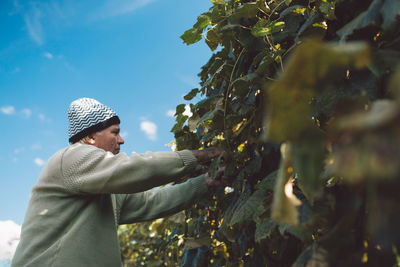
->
[12,143,208,267]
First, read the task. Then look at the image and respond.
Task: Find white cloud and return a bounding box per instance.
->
[14,147,25,154]
[63,61,76,72]
[43,52,53,59]
[38,113,45,121]
[120,131,128,138]
[0,220,21,261]
[140,120,157,141]
[183,105,193,117]
[34,158,45,166]
[166,105,192,118]
[0,106,15,115]
[165,141,176,151]
[24,5,44,45]
[10,0,22,15]
[93,0,156,19]
[31,144,42,150]
[21,108,31,118]
[176,73,199,88]
[166,110,175,117]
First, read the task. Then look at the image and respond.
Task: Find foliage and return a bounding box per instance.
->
[120,0,400,266]
[119,213,185,267]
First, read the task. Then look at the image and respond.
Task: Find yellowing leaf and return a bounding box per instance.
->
[292,8,306,15]
[251,20,285,37]
[211,0,226,5]
[237,141,247,152]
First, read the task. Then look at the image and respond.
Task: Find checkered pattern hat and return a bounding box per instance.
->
[68,98,120,143]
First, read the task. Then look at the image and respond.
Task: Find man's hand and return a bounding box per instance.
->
[192,147,224,165]
[204,167,231,188]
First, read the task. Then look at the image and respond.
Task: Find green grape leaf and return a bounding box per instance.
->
[255,218,275,242]
[231,2,259,19]
[184,88,200,101]
[336,0,382,41]
[229,189,266,226]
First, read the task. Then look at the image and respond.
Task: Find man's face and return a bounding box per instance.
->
[91,124,124,154]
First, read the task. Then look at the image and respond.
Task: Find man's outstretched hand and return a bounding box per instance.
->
[203,167,231,188]
[192,147,229,165]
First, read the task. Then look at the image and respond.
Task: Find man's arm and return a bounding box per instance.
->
[116,175,208,224]
[61,144,199,194]
[115,166,229,224]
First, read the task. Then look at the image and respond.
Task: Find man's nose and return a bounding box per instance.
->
[118,135,125,145]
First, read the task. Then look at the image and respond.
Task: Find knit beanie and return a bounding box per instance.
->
[68,98,120,143]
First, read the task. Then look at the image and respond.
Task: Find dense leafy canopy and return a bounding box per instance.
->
[120,0,400,266]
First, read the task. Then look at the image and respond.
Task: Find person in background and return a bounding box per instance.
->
[12,97,226,267]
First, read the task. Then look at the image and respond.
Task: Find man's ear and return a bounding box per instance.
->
[84,135,95,144]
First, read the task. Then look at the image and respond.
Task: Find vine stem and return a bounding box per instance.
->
[222,47,246,150]
[268,0,287,21]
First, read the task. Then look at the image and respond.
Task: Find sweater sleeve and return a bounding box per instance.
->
[60,144,198,194]
[116,175,209,224]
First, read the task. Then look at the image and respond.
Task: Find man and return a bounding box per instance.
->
[12,98,225,267]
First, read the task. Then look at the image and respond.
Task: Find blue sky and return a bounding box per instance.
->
[0,0,213,259]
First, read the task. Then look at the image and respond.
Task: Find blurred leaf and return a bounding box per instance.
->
[371,49,400,77]
[271,143,301,225]
[264,40,370,142]
[294,129,327,205]
[367,182,400,248]
[381,0,400,30]
[388,67,400,98]
[328,100,400,183]
[335,100,399,130]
